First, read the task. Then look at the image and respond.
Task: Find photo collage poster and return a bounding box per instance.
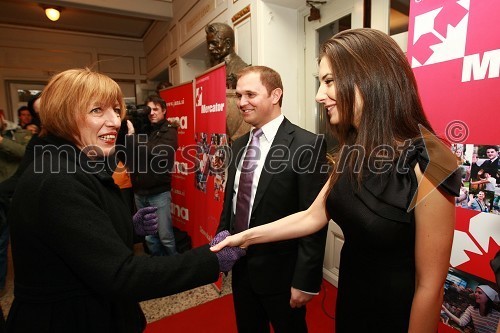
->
[407,0,500,332]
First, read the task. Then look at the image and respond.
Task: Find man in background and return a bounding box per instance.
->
[16,106,32,130]
[123,95,179,256]
[481,145,500,183]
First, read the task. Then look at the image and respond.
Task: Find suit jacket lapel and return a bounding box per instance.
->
[252,118,294,213]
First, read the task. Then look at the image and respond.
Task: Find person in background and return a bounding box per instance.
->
[442,285,500,333]
[0,108,32,326]
[483,171,497,191]
[122,95,178,256]
[215,65,328,333]
[452,143,469,165]
[481,146,500,183]
[468,190,490,212]
[455,181,469,208]
[22,94,41,135]
[16,106,32,130]
[155,81,172,95]
[6,68,244,332]
[27,91,42,129]
[211,28,461,333]
[0,93,44,200]
[0,95,44,293]
[0,110,32,181]
[470,152,481,181]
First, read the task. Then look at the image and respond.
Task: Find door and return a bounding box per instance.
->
[301,0,364,287]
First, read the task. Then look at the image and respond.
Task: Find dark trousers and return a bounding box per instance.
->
[231,261,307,333]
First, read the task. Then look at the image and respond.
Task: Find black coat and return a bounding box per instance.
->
[124,120,178,195]
[7,136,219,333]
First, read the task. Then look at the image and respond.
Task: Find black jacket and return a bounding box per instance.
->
[7,136,219,333]
[217,117,329,295]
[124,120,178,195]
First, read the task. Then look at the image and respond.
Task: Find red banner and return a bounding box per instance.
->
[408,1,500,332]
[192,63,228,249]
[408,0,500,144]
[159,82,195,236]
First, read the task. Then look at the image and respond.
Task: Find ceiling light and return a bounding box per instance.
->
[43,6,62,22]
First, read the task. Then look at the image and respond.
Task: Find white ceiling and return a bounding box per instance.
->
[0,0,173,39]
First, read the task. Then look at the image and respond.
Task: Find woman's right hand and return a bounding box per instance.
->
[210,232,247,252]
[209,231,246,273]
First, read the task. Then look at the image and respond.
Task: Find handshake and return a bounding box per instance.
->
[133,208,245,273]
[210,230,246,273]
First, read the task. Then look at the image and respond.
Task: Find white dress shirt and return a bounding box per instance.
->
[232,114,284,225]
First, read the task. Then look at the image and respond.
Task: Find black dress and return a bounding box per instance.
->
[326,140,460,332]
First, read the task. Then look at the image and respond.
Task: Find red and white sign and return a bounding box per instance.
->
[408,1,500,332]
[160,82,195,236]
[408,0,500,144]
[192,63,228,248]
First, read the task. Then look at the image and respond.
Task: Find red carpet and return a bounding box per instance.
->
[145,279,336,333]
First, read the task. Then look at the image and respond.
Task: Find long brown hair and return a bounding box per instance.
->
[320,28,434,193]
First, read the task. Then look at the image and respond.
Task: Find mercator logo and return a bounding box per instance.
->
[411,0,500,82]
[195,87,203,107]
[411,0,469,67]
[451,212,500,268]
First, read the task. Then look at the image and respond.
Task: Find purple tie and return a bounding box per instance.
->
[234,128,263,233]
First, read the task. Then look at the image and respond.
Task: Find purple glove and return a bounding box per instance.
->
[132,207,158,236]
[210,230,246,273]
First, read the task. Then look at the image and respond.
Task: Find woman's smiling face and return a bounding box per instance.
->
[77,101,121,157]
[316,57,339,125]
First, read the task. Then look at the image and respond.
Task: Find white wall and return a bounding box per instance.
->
[255,2,300,125]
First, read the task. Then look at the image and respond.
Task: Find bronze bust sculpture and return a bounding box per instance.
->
[205,22,248,89]
[205,22,251,142]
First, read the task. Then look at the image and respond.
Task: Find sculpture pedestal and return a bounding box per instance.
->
[226,89,251,142]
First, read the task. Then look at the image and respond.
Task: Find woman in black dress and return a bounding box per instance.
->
[212,28,461,332]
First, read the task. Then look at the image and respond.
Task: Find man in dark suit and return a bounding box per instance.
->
[480,145,500,183]
[216,66,328,332]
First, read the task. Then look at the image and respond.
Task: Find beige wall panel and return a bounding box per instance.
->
[140,57,148,75]
[168,25,178,54]
[0,26,143,53]
[97,54,135,74]
[143,21,171,54]
[0,46,92,72]
[179,0,227,46]
[147,37,170,72]
[173,0,199,21]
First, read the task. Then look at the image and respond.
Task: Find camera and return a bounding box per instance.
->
[126,104,151,135]
[116,104,151,150]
